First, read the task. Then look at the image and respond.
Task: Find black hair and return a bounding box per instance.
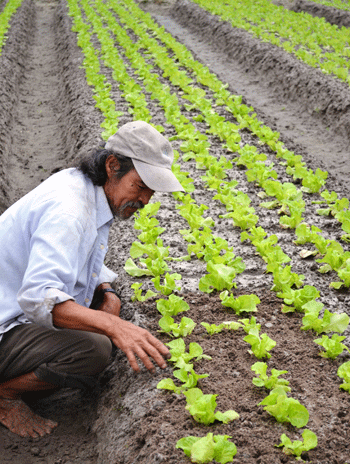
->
[77,144,134,186]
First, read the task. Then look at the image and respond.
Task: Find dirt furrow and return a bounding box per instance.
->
[141,0,350,197]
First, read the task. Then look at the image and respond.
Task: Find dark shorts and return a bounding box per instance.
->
[0,324,112,390]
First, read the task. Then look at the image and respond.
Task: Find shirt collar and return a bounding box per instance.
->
[96,186,114,228]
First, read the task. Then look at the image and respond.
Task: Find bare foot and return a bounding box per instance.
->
[0,397,57,438]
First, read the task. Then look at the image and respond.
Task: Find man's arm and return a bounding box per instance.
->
[52,300,169,373]
[94,282,121,316]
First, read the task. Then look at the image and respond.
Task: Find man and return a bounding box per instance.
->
[0,121,184,438]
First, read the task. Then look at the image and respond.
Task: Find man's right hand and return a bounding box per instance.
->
[107,317,170,374]
[53,300,170,373]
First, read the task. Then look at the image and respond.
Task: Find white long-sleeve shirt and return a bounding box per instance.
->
[0,168,117,341]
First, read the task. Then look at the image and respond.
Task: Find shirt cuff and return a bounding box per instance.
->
[97,264,118,287]
[30,288,75,330]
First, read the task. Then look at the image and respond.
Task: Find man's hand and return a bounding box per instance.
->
[107,317,170,374]
[53,300,170,374]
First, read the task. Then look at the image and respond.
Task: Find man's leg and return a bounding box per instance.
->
[0,324,112,438]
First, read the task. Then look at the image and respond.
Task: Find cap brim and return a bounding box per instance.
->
[132,158,185,193]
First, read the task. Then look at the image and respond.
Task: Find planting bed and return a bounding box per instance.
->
[1,0,350,462]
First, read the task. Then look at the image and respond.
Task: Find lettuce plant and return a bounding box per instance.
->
[151,272,182,296]
[270,265,304,293]
[276,429,318,460]
[199,261,243,293]
[314,334,350,359]
[176,433,237,464]
[251,362,290,391]
[157,369,209,394]
[244,327,276,359]
[338,361,350,392]
[201,322,225,335]
[166,339,212,367]
[130,282,157,302]
[294,223,330,254]
[258,387,309,428]
[156,295,190,317]
[277,285,320,313]
[158,315,196,338]
[184,388,239,425]
[220,291,260,314]
[301,301,349,334]
[239,316,261,333]
[331,258,350,289]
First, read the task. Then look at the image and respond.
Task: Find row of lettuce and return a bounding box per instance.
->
[191,0,350,86]
[64,0,350,461]
[0,0,22,55]
[306,0,350,12]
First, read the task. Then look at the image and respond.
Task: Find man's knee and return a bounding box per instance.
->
[69,331,113,376]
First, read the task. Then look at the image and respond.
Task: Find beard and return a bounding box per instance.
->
[111,200,144,219]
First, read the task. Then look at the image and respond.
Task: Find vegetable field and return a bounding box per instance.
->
[1,0,350,462]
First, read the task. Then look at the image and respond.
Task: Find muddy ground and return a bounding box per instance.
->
[0,0,350,462]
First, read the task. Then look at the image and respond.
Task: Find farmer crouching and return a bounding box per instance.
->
[0,121,184,438]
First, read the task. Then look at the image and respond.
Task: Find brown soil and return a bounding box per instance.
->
[1,0,350,462]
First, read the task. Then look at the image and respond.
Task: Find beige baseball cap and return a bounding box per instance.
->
[105,121,184,192]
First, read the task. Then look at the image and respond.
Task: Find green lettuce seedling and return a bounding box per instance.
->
[151,272,182,296]
[277,285,320,313]
[258,387,309,427]
[177,202,214,230]
[222,320,242,330]
[134,201,161,225]
[338,361,350,392]
[264,247,292,271]
[124,257,169,277]
[220,291,260,314]
[314,334,350,359]
[201,322,225,335]
[130,239,169,260]
[157,368,209,394]
[131,282,157,302]
[176,433,237,464]
[137,226,165,244]
[156,294,190,317]
[244,327,276,359]
[270,265,304,292]
[201,320,242,335]
[166,339,212,367]
[199,261,243,293]
[220,207,258,230]
[239,316,261,333]
[331,258,350,289]
[184,388,239,425]
[317,248,350,274]
[251,362,290,391]
[294,223,330,254]
[276,429,318,460]
[158,315,196,338]
[301,301,349,334]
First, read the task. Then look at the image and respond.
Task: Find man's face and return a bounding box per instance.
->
[104,165,155,220]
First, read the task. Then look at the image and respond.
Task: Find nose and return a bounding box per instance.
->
[139,188,154,205]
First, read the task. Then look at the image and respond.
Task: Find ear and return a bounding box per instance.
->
[105,155,120,180]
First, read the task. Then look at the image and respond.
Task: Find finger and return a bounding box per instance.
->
[145,333,171,358]
[124,349,141,372]
[141,343,169,370]
[134,346,157,373]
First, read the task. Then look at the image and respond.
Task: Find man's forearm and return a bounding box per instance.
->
[52,300,115,337]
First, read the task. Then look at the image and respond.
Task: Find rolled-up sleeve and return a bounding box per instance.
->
[17,210,85,329]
